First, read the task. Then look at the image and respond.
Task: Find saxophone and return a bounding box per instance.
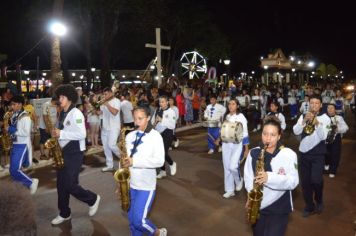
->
[114,127,134,212]
[247,144,268,225]
[43,106,64,169]
[326,117,338,144]
[0,111,13,166]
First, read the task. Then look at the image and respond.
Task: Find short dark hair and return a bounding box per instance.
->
[270,100,280,107]
[309,94,322,103]
[11,95,25,105]
[103,87,112,93]
[134,105,151,116]
[55,84,78,103]
[263,116,282,134]
[210,94,217,99]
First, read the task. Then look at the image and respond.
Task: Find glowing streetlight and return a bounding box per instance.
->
[49,21,67,37]
[91,67,95,72]
[223,59,231,65]
[307,61,315,67]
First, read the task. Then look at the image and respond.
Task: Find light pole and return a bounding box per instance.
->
[49,20,67,94]
[223,59,230,88]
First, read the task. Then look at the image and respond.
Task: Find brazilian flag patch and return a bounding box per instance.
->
[76,119,83,124]
[294,163,298,170]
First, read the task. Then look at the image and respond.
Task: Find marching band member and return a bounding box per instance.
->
[244,116,299,236]
[267,100,286,131]
[204,94,226,154]
[100,87,121,172]
[152,96,177,179]
[121,106,167,236]
[299,94,310,115]
[50,84,100,225]
[169,97,180,149]
[324,102,348,178]
[8,95,39,194]
[293,94,330,217]
[321,84,335,114]
[288,84,298,120]
[333,89,345,117]
[250,88,263,132]
[219,98,249,198]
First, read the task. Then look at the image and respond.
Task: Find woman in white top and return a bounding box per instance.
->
[88,93,101,147]
[218,98,250,198]
[121,106,167,236]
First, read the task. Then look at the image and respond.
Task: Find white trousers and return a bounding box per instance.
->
[222,142,243,192]
[101,129,120,168]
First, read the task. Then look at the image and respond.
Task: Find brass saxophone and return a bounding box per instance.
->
[114,126,134,212]
[44,106,64,169]
[326,117,338,144]
[247,144,268,225]
[0,111,13,166]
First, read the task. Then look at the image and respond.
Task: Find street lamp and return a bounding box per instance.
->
[263,65,269,85]
[48,20,67,93]
[223,59,231,87]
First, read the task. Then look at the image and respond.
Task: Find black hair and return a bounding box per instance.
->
[262,116,282,134]
[309,94,322,103]
[159,95,168,101]
[210,93,217,99]
[270,100,280,108]
[103,87,112,93]
[55,84,78,103]
[223,98,240,120]
[10,95,25,105]
[134,105,151,116]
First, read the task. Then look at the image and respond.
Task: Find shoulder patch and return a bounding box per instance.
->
[76,119,83,124]
[294,162,298,170]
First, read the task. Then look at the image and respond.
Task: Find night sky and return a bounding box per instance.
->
[0,1,355,78]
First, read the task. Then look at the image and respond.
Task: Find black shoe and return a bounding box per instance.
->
[316,203,324,214]
[302,209,316,218]
[33,158,39,164]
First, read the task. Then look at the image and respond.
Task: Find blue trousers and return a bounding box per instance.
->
[128,188,157,236]
[10,144,33,188]
[289,104,298,118]
[253,213,289,236]
[207,127,220,150]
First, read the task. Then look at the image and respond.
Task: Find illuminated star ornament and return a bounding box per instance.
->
[180,51,207,79]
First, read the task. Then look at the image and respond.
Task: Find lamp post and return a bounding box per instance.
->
[223,59,230,88]
[263,65,269,86]
[49,20,67,94]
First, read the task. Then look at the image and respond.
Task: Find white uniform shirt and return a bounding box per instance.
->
[154,108,176,133]
[288,89,298,105]
[58,108,86,151]
[299,101,309,115]
[293,113,330,153]
[126,129,165,191]
[244,147,299,210]
[171,106,179,124]
[100,97,121,131]
[327,115,349,135]
[14,112,33,165]
[39,101,57,129]
[321,89,335,104]
[267,112,286,130]
[204,103,226,122]
[121,100,134,123]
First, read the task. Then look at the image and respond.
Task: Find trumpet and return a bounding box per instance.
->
[303,111,317,135]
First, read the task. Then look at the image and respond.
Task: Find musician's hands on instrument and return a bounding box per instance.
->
[245,199,251,210]
[51,128,61,138]
[121,157,133,168]
[254,171,268,185]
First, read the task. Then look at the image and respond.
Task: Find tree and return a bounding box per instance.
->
[316,63,338,79]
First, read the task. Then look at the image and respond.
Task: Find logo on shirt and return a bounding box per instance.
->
[66,120,71,126]
[76,119,82,124]
[278,167,286,175]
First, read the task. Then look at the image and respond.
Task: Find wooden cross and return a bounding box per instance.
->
[145,28,170,86]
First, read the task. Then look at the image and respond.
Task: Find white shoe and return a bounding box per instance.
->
[168,147,173,151]
[257,124,261,130]
[252,128,257,132]
[208,149,214,154]
[174,139,179,148]
[218,146,222,152]
[329,174,335,178]
[30,178,39,195]
[223,191,235,199]
[157,170,167,179]
[159,228,167,236]
[170,162,177,176]
[236,179,244,191]
[51,215,71,225]
[101,167,114,172]
[324,165,330,171]
[89,195,101,216]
